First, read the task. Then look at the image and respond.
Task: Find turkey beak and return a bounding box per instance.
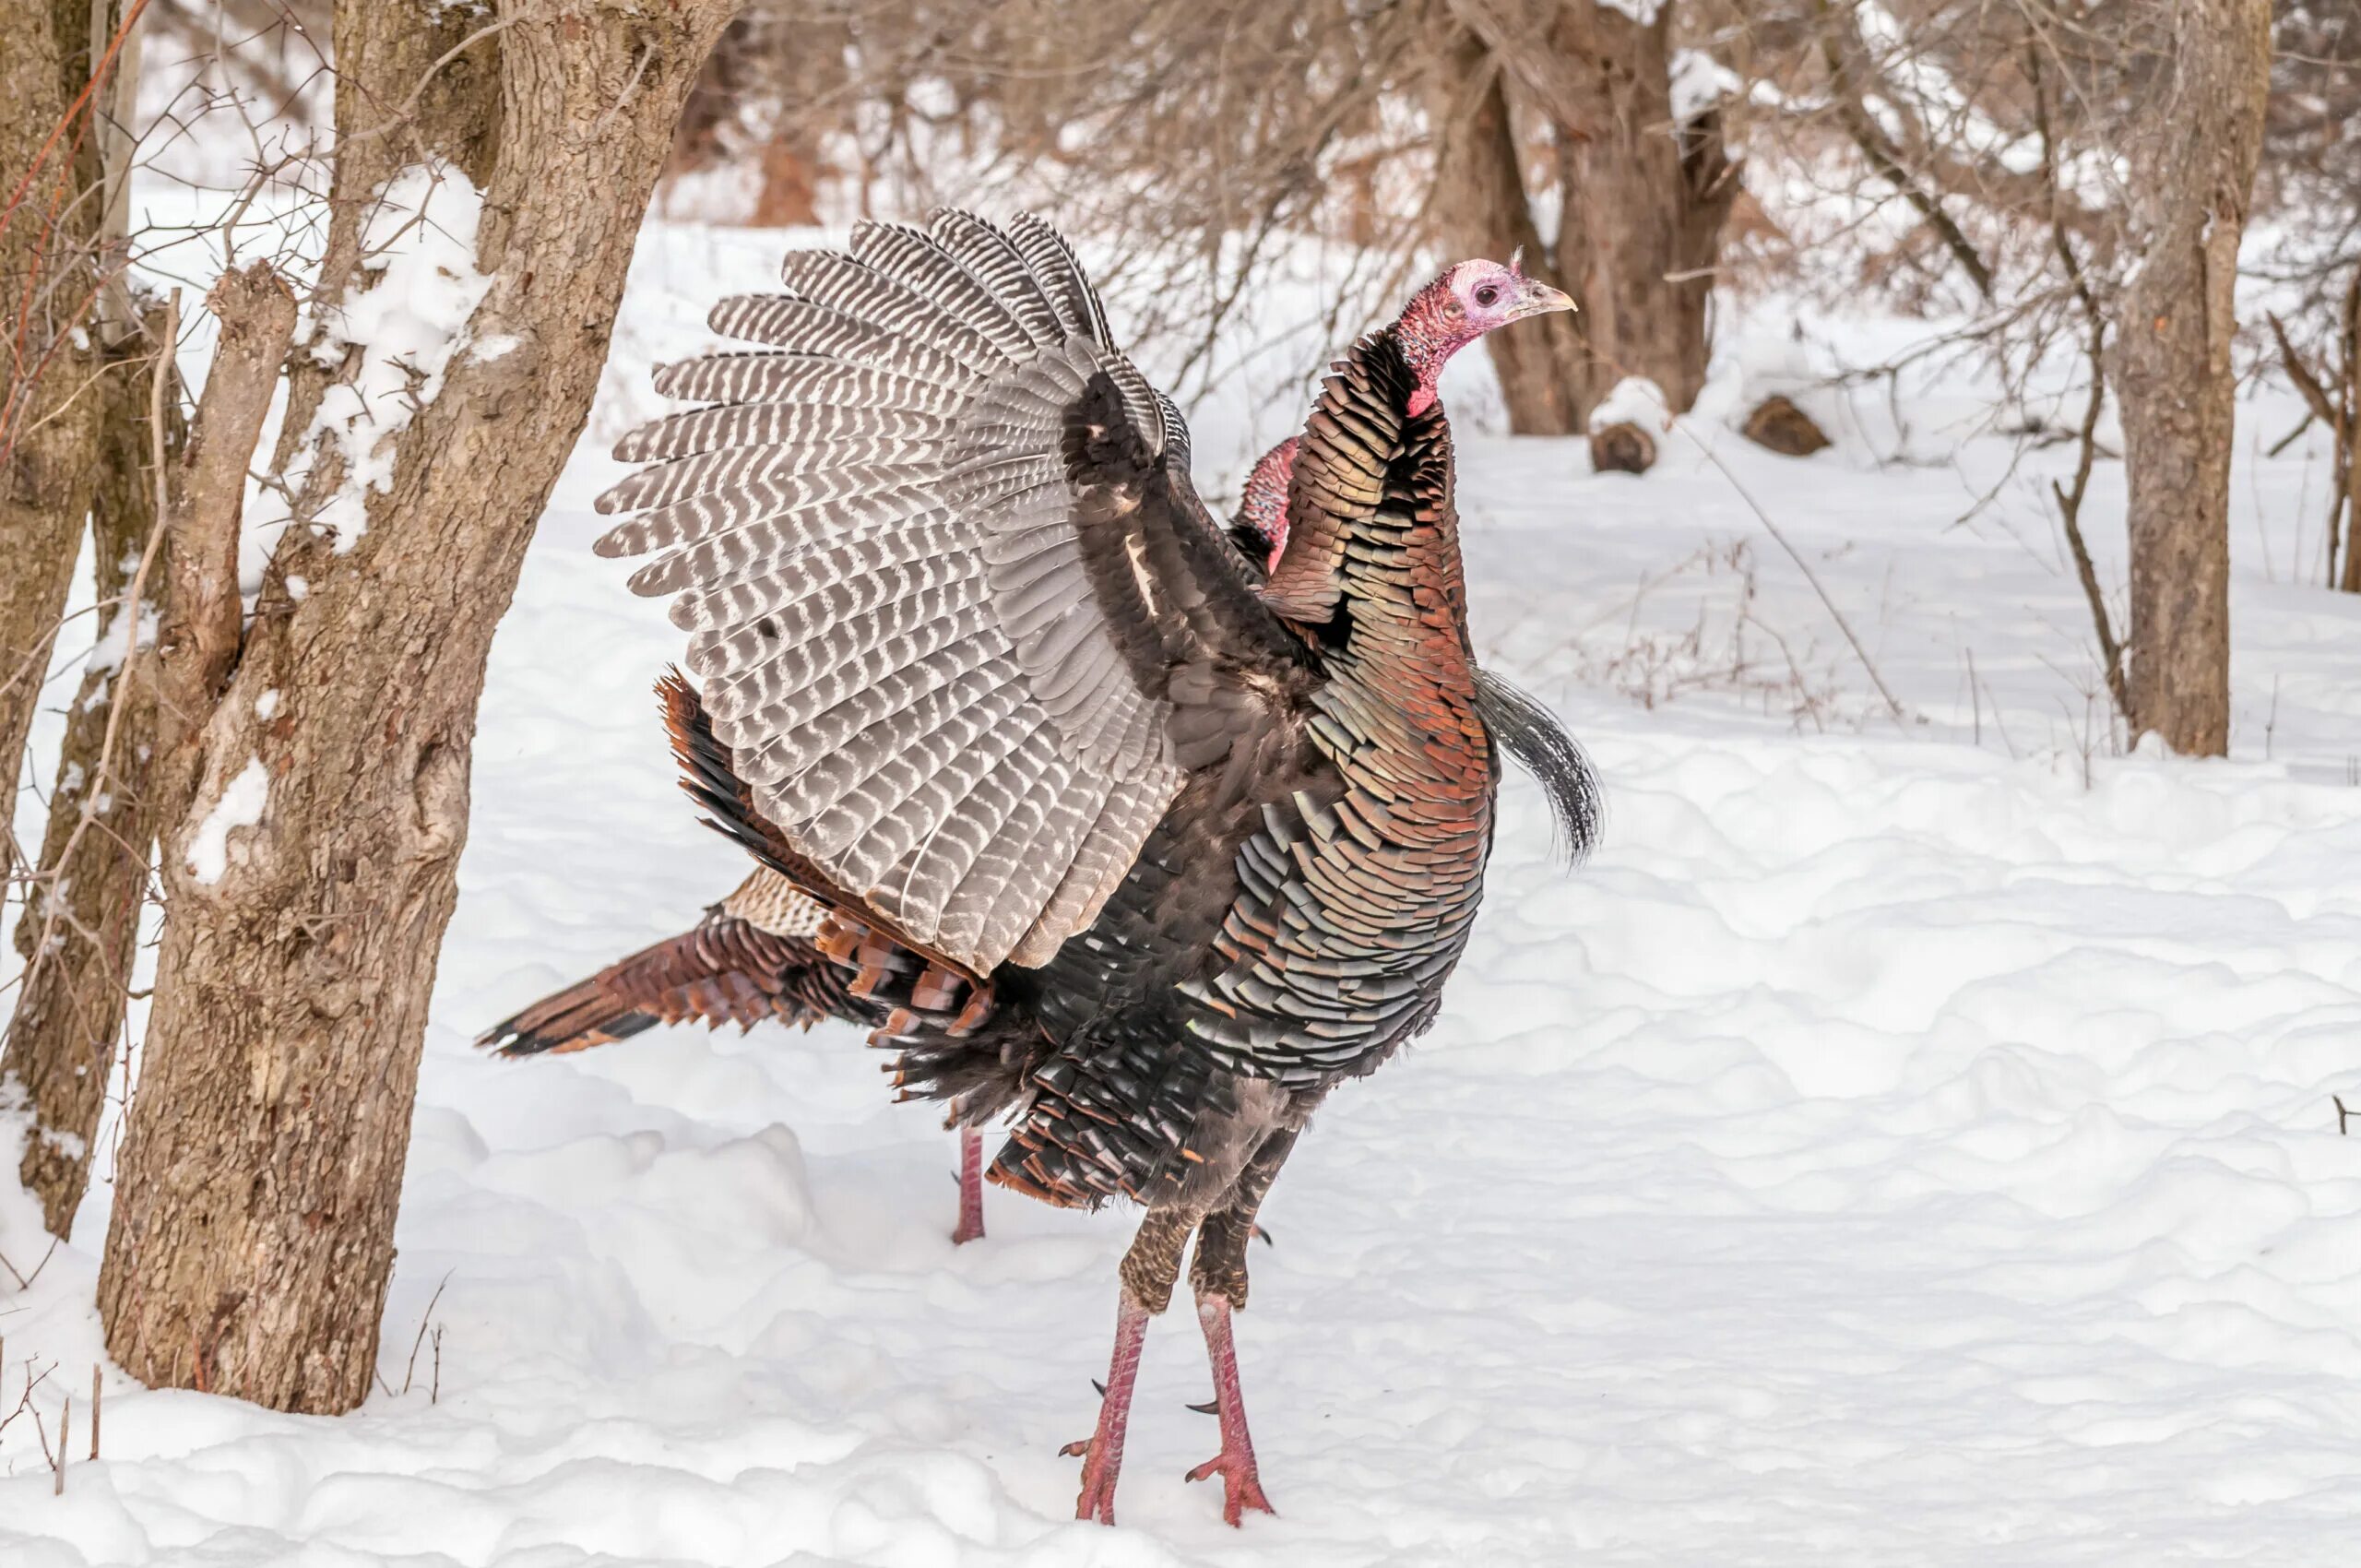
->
[1511,279,1575,321]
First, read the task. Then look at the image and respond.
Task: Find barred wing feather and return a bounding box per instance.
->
[598,211,1303,974]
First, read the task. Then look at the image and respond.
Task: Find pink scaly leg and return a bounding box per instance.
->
[1062,1296,1150,1524]
[952,1126,986,1245]
[1185,1293,1275,1525]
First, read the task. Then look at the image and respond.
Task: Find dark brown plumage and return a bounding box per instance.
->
[476,903,864,1057]
[583,215,1590,1526]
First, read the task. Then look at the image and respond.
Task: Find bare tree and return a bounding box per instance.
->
[2108,0,2270,756]
[92,0,737,1414]
[1710,3,2299,748]
[5,0,172,1239]
[1429,21,1585,434]
[1,0,123,854]
[2258,2,2361,591]
[666,7,857,226]
[8,308,175,1238]
[1531,3,1738,427]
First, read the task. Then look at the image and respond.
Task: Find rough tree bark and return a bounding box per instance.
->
[258,0,504,486]
[8,314,176,1237]
[1548,1,1738,423]
[96,0,738,1414]
[2107,0,2271,756]
[0,0,113,844]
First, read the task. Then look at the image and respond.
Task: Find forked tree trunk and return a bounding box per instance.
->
[96,0,737,1414]
[1548,1,1738,421]
[0,0,112,832]
[1434,2,1738,460]
[9,315,176,1237]
[2107,0,2270,756]
[1430,27,1585,436]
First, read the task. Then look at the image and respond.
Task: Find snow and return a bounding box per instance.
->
[1586,374,1670,433]
[254,689,281,721]
[1668,49,1739,125]
[1596,0,1667,27]
[6,220,2361,1563]
[298,160,495,551]
[81,603,157,678]
[182,757,269,886]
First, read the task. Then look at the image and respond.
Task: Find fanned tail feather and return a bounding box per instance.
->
[476,916,872,1058]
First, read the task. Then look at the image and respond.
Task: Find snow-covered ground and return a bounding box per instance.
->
[6,217,2361,1564]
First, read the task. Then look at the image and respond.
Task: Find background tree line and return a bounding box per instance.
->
[2,0,2351,1412]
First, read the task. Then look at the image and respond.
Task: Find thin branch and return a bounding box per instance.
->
[2030,41,2128,722]
[1666,418,1911,725]
[1812,0,1995,299]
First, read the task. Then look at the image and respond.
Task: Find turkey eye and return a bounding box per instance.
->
[1474,284,1501,307]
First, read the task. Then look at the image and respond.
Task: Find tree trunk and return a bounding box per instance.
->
[7,313,175,1238]
[1548,1,1738,421]
[0,0,111,843]
[1429,26,1585,435]
[2107,0,2270,756]
[258,0,504,486]
[96,0,738,1414]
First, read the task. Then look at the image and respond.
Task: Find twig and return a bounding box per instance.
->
[2031,42,2128,725]
[1813,0,1994,300]
[1664,418,1911,725]
[0,1238,61,1291]
[2266,410,2315,458]
[1966,645,1982,747]
[399,1273,453,1396]
[337,11,529,158]
[0,0,156,252]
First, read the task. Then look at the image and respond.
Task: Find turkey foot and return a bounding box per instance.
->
[952,1126,986,1244]
[1066,1296,1150,1524]
[1186,1293,1275,1526]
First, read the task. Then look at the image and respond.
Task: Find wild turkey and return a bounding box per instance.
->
[474,439,1321,1247]
[587,212,1595,1525]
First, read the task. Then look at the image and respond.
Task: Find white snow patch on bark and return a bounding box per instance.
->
[185,756,270,885]
[303,160,495,552]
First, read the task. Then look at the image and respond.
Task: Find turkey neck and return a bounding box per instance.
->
[1263,331,1485,742]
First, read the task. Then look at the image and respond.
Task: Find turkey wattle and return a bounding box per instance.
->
[587,212,1587,1525]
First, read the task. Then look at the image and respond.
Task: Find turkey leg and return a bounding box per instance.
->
[1182,1126,1296,1525]
[1186,1294,1274,1524]
[1062,1294,1150,1524]
[952,1125,986,1244]
[1064,1203,1200,1523]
